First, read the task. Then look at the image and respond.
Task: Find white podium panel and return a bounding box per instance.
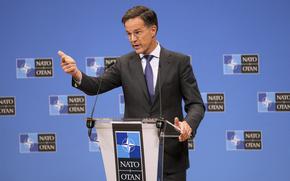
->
[95,119,160,181]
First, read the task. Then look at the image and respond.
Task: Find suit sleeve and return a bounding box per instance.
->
[72,59,122,95]
[179,55,205,137]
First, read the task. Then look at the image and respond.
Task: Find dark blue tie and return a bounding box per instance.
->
[143,55,154,103]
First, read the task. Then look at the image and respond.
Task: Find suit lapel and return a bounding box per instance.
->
[129,48,171,106]
[153,48,171,105]
[129,53,151,104]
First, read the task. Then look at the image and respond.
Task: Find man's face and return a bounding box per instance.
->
[125,17,157,54]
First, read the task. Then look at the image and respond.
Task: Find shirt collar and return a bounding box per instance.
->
[139,41,161,59]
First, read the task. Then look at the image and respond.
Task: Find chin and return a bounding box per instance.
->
[134,49,144,54]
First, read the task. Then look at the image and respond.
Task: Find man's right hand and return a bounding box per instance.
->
[58,50,82,81]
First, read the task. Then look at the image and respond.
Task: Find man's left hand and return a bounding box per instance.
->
[174,117,192,142]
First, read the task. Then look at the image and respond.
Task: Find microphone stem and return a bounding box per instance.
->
[87,76,103,137]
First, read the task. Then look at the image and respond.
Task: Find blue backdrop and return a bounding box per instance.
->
[1,0,290,180]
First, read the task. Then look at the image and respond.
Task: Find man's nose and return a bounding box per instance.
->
[130,39,137,45]
[129,33,138,41]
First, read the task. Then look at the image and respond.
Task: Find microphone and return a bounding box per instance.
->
[156,63,165,181]
[87,75,103,138]
[86,60,116,138]
[156,64,165,129]
[155,64,181,134]
[86,117,96,138]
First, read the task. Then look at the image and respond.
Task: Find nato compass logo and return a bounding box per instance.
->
[223,54,259,74]
[201,93,225,112]
[49,95,86,115]
[0,97,16,116]
[119,94,125,115]
[19,133,56,153]
[16,58,53,78]
[116,132,140,158]
[86,57,117,77]
[258,92,290,112]
[89,130,100,152]
[226,130,262,151]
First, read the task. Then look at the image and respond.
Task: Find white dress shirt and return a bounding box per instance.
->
[139,42,161,92]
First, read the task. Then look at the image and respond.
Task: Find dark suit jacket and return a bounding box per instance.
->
[73,47,205,173]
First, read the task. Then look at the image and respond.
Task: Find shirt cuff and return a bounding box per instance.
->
[72,77,82,87]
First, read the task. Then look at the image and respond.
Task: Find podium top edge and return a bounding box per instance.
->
[87,118,162,124]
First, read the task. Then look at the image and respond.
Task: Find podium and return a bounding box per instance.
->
[94,118,164,181]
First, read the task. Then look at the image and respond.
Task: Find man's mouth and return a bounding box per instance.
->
[133,44,141,49]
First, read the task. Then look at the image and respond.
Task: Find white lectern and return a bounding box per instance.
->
[94,118,164,181]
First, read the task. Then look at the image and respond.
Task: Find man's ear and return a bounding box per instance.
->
[150,25,157,37]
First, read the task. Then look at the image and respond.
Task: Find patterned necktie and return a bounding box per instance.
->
[143,55,154,103]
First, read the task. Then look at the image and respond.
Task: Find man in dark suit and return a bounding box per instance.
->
[59,5,204,181]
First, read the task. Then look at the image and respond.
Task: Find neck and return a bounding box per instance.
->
[144,39,158,54]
